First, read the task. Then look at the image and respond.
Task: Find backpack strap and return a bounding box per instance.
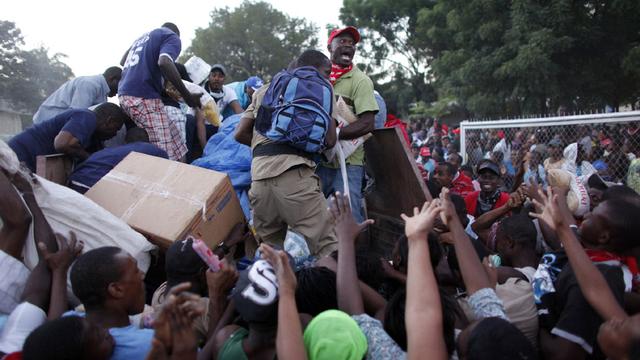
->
[253,143,315,162]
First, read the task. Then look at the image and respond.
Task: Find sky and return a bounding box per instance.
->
[3,0,344,76]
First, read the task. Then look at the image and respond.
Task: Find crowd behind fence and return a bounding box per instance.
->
[457,111,640,192]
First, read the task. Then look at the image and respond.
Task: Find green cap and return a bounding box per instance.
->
[303,310,368,360]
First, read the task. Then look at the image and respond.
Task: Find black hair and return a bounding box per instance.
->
[395,232,442,272]
[602,185,640,203]
[587,174,608,191]
[629,339,640,360]
[355,246,385,290]
[460,164,474,177]
[383,289,407,349]
[71,247,125,308]
[296,49,331,69]
[427,179,443,199]
[395,235,409,271]
[437,161,457,176]
[125,127,149,143]
[103,66,122,79]
[467,317,537,360]
[294,267,337,316]
[331,247,385,291]
[175,62,192,82]
[161,22,180,36]
[601,197,640,252]
[497,214,537,250]
[93,102,128,125]
[448,153,463,167]
[23,316,88,360]
[383,287,459,356]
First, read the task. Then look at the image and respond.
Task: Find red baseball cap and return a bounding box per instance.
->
[328,26,361,46]
[420,147,431,157]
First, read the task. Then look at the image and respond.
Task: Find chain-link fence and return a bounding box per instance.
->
[459,111,640,192]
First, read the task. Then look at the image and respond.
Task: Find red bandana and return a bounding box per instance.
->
[330,63,353,85]
[585,249,640,290]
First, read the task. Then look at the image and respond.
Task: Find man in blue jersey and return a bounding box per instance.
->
[118,22,201,161]
[69,127,168,193]
[8,103,126,171]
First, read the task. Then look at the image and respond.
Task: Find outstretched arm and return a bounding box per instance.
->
[36,232,83,319]
[441,188,493,295]
[158,57,201,109]
[339,112,375,140]
[0,171,32,259]
[261,244,307,360]
[53,132,91,160]
[332,192,374,315]
[471,186,523,235]
[401,200,448,360]
[531,188,627,320]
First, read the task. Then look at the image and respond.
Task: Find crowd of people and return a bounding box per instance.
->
[408,117,640,194]
[0,19,639,360]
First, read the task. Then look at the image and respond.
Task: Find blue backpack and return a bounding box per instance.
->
[255,66,333,154]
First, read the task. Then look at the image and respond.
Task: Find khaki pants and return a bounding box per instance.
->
[249,166,337,256]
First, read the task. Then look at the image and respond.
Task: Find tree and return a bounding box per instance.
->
[183,1,319,82]
[0,20,74,114]
[340,0,436,116]
[415,0,640,117]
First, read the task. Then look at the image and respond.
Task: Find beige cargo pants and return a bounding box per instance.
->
[248,165,338,257]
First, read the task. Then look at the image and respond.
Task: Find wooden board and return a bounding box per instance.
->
[363,127,431,255]
[35,154,73,185]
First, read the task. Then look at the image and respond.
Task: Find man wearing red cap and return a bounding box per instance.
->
[317,26,379,223]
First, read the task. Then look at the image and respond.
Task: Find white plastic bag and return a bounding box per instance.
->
[23,176,157,273]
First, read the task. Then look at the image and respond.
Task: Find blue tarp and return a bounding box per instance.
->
[192,114,252,220]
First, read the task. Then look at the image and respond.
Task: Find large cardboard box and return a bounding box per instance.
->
[85,152,245,250]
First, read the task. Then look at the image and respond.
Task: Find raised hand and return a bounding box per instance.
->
[205,258,239,300]
[168,303,198,359]
[401,199,442,240]
[507,184,526,209]
[438,188,456,228]
[329,192,374,244]
[37,231,83,271]
[260,243,297,296]
[529,187,564,231]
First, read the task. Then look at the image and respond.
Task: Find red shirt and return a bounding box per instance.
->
[464,191,510,218]
[450,172,475,198]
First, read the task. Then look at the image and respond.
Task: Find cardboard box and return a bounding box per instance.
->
[85,152,245,250]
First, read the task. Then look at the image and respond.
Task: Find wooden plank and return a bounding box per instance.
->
[364,127,431,255]
[35,154,73,185]
[364,127,431,220]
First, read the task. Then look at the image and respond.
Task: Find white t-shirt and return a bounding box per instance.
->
[207,85,237,118]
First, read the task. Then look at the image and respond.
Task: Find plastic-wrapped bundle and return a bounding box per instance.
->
[192,114,252,219]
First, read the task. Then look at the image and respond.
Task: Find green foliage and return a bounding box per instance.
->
[416,0,640,117]
[343,0,640,118]
[340,0,435,115]
[183,1,319,82]
[0,20,73,113]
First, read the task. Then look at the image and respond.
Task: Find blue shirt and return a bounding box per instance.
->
[118,28,181,99]
[62,311,153,360]
[69,142,168,191]
[8,109,97,171]
[33,75,110,124]
[109,325,154,360]
[374,92,387,129]
[225,81,251,113]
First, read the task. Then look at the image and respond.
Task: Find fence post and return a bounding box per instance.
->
[460,120,468,165]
